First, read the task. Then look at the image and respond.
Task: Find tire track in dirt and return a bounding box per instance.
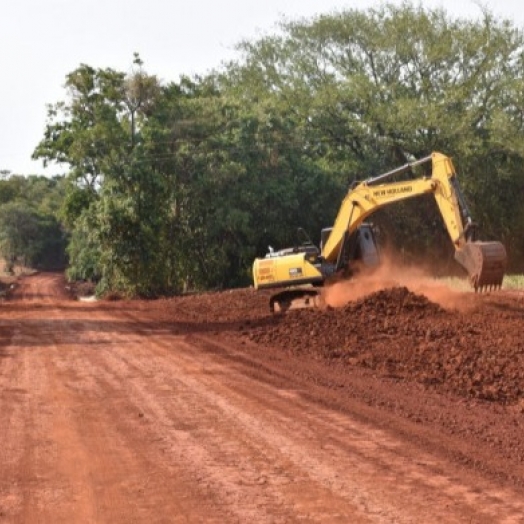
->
[0,319,31,521]
[0,312,101,523]
[18,305,380,523]
[52,338,232,523]
[0,276,231,523]
[162,337,524,522]
[28,316,231,522]
[92,309,524,523]
[2,274,524,523]
[74,314,315,523]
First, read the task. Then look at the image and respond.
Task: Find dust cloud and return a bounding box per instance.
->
[322,255,475,311]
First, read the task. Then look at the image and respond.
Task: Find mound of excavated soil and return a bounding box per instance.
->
[146,283,524,405]
[246,287,524,404]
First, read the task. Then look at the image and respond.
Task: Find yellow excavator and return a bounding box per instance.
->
[253,152,507,312]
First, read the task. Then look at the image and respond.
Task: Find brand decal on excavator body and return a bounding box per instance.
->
[373,185,413,198]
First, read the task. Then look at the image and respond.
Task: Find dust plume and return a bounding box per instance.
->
[322,254,475,311]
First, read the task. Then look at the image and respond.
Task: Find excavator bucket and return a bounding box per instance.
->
[454,241,507,291]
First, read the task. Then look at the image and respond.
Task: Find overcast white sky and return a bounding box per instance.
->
[1,0,523,175]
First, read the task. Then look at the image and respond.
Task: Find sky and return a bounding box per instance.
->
[1,0,523,176]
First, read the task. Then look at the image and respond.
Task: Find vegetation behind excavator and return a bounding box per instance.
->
[253,152,507,312]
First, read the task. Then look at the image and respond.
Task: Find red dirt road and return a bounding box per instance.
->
[1,274,524,523]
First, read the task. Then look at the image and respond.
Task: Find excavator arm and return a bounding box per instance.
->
[322,152,506,290]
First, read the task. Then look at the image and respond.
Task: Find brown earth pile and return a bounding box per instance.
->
[246,287,524,404]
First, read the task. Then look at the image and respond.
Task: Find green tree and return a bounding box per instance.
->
[34,59,171,294]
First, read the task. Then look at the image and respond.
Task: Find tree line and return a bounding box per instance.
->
[0,173,67,272]
[7,4,524,294]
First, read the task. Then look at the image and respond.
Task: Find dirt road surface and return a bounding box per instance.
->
[1,273,524,523]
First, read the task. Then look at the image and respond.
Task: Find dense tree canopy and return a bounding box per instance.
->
[31,4,524,295]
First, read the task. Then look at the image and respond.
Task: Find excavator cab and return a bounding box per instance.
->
[321,224,380,276]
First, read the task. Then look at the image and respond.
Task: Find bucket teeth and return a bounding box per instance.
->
[477,283,502,293]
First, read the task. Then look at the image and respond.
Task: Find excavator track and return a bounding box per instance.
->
[454,241,507,291]
[269,288,322,313]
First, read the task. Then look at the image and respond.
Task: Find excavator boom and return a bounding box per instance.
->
[321,152,506,290]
